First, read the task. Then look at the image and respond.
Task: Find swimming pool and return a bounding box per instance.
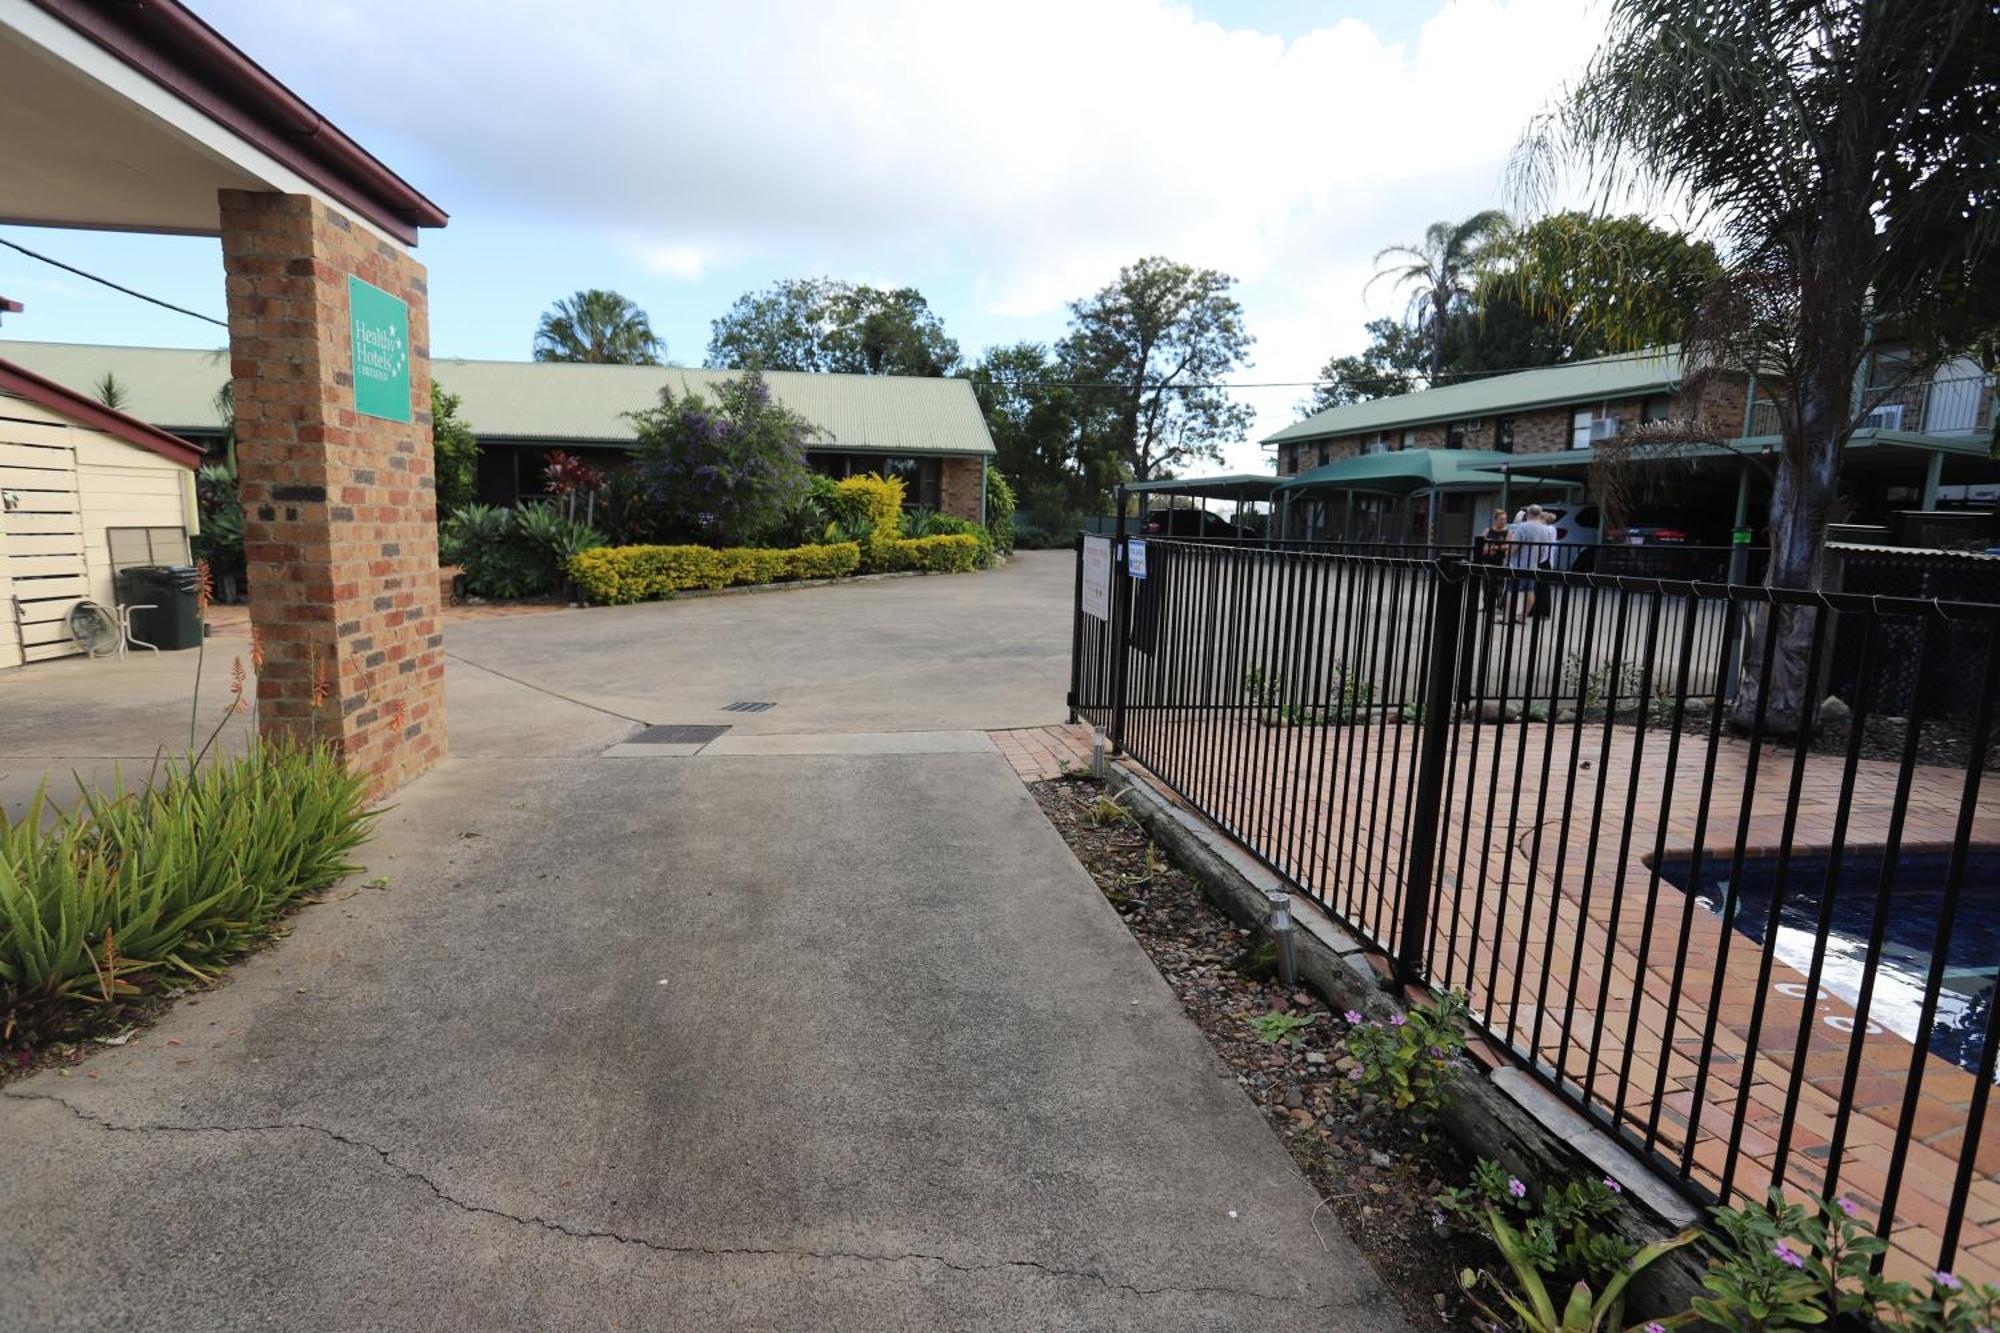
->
[1656,847,2000,1081]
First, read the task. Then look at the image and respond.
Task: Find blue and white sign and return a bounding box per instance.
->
[1127,539,1148,579]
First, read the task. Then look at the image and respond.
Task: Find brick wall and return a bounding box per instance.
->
[220,190,445,795]
[939,455,984,521]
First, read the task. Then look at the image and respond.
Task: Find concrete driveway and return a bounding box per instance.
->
[0,551,1404,1331]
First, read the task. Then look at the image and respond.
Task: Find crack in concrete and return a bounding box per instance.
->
[5,1090,1331,1310]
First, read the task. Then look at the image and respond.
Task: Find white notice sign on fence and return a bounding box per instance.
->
[1082,535,1112,621]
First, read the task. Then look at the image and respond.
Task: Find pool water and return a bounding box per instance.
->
[1656,848,2000,1081]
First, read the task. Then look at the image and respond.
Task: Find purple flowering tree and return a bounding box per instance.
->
[628,369,817,547]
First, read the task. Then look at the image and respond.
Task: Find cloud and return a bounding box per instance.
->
[204,0,1602,312]
[196,0,1609,455]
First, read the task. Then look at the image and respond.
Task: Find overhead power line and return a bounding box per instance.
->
[0,234,229,329]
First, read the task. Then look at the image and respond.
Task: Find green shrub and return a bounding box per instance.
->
[900,509,994,566]
[442,502,604,598]
[0,742,374,1043]
[985,469,1017,556]
[569,541,862,605]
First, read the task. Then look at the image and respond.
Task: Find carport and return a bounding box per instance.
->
[1122,473,1281,537]
[0,0,448,793]
[1277,449,1575,546]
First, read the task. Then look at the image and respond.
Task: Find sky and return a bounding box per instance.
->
[0,0,1608,474]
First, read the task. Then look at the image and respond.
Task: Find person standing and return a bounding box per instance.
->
[1508,504,1556,623]
[1475,507,1512,618]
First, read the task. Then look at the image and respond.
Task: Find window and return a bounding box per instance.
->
[1495,417,1515,453]
[1318,443,1332,467]
[810,453,941,509]
[1642,394,1674,424]
[1445,424,1465,450]
[1401,429,1418,449]
[1362,433,1390,455]
[1571,409,1595,450]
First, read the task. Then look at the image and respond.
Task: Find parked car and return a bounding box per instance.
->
[1531,504,1602,570]
[1602,513,1729,579]
[1142,508,1246,539]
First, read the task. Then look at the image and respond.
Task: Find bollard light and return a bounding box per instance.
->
[1268,890,1297,987]
[1091,727,1106,779]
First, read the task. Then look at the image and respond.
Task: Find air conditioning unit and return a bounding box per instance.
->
[1861,403,1904,430]
[1588,417,1621,442]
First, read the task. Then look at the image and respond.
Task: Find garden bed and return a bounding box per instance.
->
[1029,774,1485,1333]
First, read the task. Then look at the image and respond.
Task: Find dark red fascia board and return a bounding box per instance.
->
[27,0,447,244]
[0,357,204,469]
[0,297,23,314]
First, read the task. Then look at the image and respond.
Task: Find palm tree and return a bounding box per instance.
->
[92,372,128,411]
[1369,210,1513,381]
[533,289,663,365]
[1519,0,1998,732]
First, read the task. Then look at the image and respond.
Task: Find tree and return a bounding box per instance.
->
[1370,211,1513,380]
[431,383,479,518]
[1063,257,1255,484]
[1485,212,1723,364]
[627,369,816,546]
[1300,318,1426,416]
[93,372,128,411]
[533,289,663,365]
[1522,0,2000,730]
[966,341,1105,526]
[706,278,960,376]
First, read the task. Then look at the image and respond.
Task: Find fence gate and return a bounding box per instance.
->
[0,425,85,664]
[1071,531,2000,1290]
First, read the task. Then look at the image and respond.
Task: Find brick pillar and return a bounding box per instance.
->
[219,190,446,794]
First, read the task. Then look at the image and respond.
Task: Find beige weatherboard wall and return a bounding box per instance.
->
[0,386,198,666]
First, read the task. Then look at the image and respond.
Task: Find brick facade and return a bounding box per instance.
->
[219,190,445,795]
[1280,375,1754,471]
[939,455,985,522]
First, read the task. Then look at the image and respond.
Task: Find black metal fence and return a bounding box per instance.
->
[1070,529,2000,1284]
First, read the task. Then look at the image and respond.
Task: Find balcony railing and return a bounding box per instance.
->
[1746,371,1996,439]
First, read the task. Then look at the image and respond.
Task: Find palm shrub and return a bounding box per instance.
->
[441,502,602,598]
[0,742,374,1043]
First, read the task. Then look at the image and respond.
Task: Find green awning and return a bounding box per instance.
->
[1277,449,1569,495]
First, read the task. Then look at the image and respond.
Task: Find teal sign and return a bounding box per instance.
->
[347,276,411,423]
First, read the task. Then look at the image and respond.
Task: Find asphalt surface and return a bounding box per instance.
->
[0,551,1405,1331]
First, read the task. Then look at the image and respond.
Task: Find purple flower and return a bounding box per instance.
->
[1775,1242,1804,1269]
[1348,1065,1366,1082]
[1507,1178,1528,1199]
[1603,1176,1622,1193]
[1343,1009,1363,1024]
[1936,1270,1962,1290]
[1389,1014,1407,1027]
[1837,1197,1856,1216]
[1646,1324,1668,1333]
[1430,1208,1446,1228]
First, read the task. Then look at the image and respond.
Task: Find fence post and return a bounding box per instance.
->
[1109,486,1131,753]
[1067,531,1085,723]
[1396,556,1465,984]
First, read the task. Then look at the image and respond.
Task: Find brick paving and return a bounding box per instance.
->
[1110,710,2000,1284]
[990,722,1096,783]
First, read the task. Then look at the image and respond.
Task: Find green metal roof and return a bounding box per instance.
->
[1123,473,1282,501]
[0,340,995,456]
[1277,448,1571,494]
[1266,348,1684,446]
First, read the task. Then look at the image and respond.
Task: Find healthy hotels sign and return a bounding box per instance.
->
[347,275,411,423]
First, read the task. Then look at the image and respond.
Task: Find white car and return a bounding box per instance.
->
[1531,504,1602,570]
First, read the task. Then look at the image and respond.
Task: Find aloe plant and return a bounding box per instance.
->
[1460,1206,1700,1333]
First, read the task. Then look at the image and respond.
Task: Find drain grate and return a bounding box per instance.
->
[630,724,730,745]
[722,701,776,713]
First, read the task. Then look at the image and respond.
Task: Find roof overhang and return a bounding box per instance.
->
[0,0,445,244]
[0,355,203,467]
[1122,473,1282,502]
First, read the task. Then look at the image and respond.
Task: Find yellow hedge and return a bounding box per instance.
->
[878,533,983,573]
[837,472,906,570]
[569,542,861,605]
